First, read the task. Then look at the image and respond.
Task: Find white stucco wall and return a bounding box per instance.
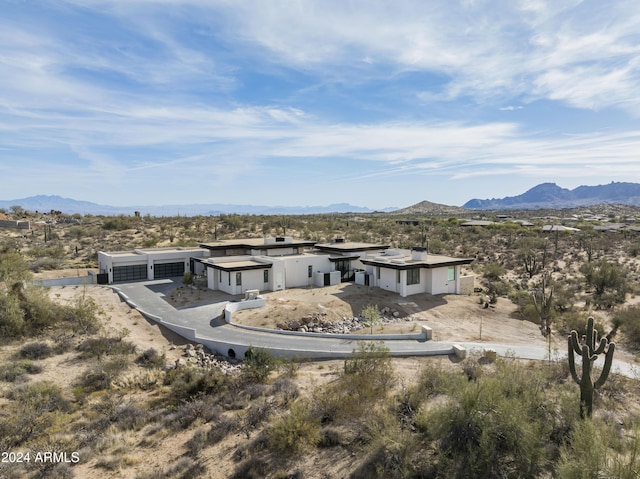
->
[276,254,333,288]
[377,267,400,294]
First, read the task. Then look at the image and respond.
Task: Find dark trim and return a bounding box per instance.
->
[360,258,473,270]
[328,255,361,262]
[200,241,316,252]
[315,245,389,254]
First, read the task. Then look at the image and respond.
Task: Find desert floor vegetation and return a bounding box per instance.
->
[2,205,640,477]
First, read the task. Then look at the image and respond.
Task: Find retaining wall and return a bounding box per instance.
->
[33,275,97,287]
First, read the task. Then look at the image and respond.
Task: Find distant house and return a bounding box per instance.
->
[98,237,474,298]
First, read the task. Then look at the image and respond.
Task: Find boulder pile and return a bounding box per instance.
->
[276,308,418,334]
[165,343,241,374]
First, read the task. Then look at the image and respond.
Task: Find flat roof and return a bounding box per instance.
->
[361,253,474,270]
[315,241,389,253]
[200,238,316,250]
[201,259,272,272]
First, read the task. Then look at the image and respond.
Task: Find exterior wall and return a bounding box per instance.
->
[276,255,333,288]
[459,275,475,295]
[404,268,426,297]
[100,248,209,284]
[376,267,400,294]
[430,267,451,295]
[233,269,267,295]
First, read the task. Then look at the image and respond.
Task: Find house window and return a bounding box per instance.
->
[448,266,456,281]
[407,268,420,285]
[308,265,313,278]
[264,269,269,283]
[228,272,231,285]
[219,270,222,282]
[377,267,380,279]
[236,272,242,286]
[397,270,401,283]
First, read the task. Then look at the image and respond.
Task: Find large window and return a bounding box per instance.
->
[407,268,420,285]
[448,266,456,281]
[308,265,313,278]
[236,272,242,286]
[264,269,269,283]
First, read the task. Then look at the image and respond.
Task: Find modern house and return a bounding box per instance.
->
[98,237,474,297]
[359,247,475,297]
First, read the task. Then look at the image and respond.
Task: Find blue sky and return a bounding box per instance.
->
[2,0,640,209]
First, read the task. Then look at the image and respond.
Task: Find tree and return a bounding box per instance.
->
[516,237,548,278]
[580,259,628,308]
[361,304,381,335]
[0,245,32,286]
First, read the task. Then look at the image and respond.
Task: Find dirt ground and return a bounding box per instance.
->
[232,282,549,346]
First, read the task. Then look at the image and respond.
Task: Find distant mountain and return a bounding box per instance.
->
[392,200,468,216]
[463,182,640,210]
[0,195,396,216]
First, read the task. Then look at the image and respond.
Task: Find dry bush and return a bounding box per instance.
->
[0,360,42,382]
[19,341,54,360]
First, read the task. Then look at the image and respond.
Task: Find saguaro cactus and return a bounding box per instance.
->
[568,317,615,418]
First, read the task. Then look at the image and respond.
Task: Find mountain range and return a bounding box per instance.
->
[463,182,640,210]
[0,195,396,216]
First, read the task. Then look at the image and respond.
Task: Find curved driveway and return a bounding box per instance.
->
[111,279,639,377]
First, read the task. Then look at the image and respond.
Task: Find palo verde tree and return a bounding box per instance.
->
[568,317,616,418]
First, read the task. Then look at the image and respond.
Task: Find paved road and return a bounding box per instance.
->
[112,279,639,377]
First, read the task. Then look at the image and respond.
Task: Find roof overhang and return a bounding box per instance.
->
[360,258,474,270]
[202,260,273,272]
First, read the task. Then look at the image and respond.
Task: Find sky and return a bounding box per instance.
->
[2,0,640,210]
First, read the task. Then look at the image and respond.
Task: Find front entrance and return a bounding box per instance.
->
[334,259,354,282]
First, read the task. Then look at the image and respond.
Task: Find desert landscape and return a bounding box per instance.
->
[2,206,640,478]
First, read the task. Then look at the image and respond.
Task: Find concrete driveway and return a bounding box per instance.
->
[111,279,639,377]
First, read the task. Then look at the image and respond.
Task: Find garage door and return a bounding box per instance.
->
[113,264,147,282]
[154,262,185,279]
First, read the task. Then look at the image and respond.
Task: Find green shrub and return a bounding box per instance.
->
[242,347,276,383]
[78,356,129,392]
[267,402,321,455]
[615,306,640,349]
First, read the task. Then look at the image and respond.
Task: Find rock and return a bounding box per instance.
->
[164,361,176,370]
[186,349,196,357]
[176,358,187,367]
[392,311,400,318]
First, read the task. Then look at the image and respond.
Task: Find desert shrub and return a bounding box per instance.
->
[0,290,25,337]
[6,382,70,413]
[19,341,54,360]
[580,259,629,308]
[270,376,299,405]
[205,414,239,445]
[165,367,232,403]
[343,342,395,397]
[163,399,220,430]
[135,348,166,369]
[230,457,271,479]
[416,360,557,478]
[614,306,640,349]
[242,347,276,383]
[0,360,42,382]
[64,294,103,335]
[77,334,136,359]
[78,356,129,392]
[137,456,206,479]
[558,312,606,337]
[483,262,505,281]
[267,401,321,455]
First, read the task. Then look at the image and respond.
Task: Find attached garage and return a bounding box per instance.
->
[153,261,185,279]
[113,264,148,282]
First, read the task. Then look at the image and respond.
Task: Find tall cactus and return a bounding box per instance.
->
[568,317,615,418]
